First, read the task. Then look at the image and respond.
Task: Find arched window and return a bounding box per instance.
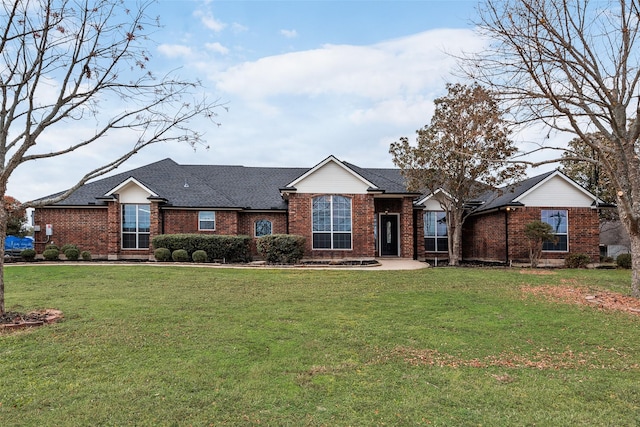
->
[312,195,352,249]
[255,219,272,237]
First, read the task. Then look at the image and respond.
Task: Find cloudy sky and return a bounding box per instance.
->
[9,0,559,203]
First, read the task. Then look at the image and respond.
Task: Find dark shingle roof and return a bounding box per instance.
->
[41,158,415,210]
[472,170,556,213]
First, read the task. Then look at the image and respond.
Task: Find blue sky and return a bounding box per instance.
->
[13,0,544,203]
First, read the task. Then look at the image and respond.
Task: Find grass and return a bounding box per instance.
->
[0,265,639,426]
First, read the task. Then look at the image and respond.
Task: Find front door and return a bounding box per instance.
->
[380,214,399,256]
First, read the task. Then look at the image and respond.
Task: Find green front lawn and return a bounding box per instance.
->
[0,265,638,426]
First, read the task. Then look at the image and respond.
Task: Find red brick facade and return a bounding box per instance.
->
[461,206,600,264]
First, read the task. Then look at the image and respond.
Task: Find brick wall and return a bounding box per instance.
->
[163,210,239,235]
[463,207,600,263]
[33,207,109,257]
[462,211,507,262]
[237,212,288,255]
[505,207,599,263]
[288,193,377,259]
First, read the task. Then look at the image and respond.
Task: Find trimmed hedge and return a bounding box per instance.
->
[43,248,59,261]
[154,247,172,262]
[152,234,252,263]
[64,247,80,261]
[172,249,190,262]
[192,250,208,263]
[81,250,92,261]
[21,249,36,261]
[256,234,306,264]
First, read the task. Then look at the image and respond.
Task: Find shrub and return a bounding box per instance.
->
[81,250,92,261]
[45,244,59,252]
[192,250,208,263]
[564,253,591,268]
[257,234,306,264]
[152,234,252,263]
[60,244,79,254]
[524,220,556,268]
[617,253,632,269]
[154,247,171,262]
[43,248,59,261]
[20,249,36,261]
[64,247,80,261]
[172,249,189,262]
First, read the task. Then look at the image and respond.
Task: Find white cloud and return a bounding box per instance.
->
[157,44,193,59]
[215,29,482,99]
[280,29,298,38]
[205,42,229,55]
[194,10,226,32]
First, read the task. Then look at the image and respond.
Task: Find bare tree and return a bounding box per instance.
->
[390,83,525,265]
[464,0,640,296]
[0,0,225,315]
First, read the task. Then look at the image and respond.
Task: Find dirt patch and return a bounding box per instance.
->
[0,309,63,331]
[521,283,640,316]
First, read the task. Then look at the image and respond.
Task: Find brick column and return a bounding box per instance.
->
[107,198,120,260]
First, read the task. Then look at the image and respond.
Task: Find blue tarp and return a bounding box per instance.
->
[5,235,34,252]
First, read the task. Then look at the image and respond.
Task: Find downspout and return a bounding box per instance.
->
[412,208,418,260]
[504,208,510,265]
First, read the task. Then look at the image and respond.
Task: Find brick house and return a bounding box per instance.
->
[32,156,603,264]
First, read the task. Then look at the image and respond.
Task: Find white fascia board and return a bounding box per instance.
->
[104,177,158,198]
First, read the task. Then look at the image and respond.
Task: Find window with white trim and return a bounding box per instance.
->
[255,219,272,237]
[541,209,568,251]
[312,195,352,249]
[199,211,215,230]
[424,211,448,252]
[122,204,150,249]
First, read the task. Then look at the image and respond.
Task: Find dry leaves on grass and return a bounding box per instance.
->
[521,281,640,316]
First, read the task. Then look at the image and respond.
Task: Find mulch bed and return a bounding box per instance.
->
[0,309,63,330]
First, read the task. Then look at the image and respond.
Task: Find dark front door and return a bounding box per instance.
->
[380,214,399,256]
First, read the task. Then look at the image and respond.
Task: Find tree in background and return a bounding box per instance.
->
[390,83,525,265]
[4,196,27,237]
[560,133,616,207]
[0,0,225,315]
[465,0,640,296]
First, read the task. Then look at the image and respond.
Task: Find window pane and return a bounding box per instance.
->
[313,196,331,232]
[199,211,215,230]
[122,205,137,232]
[122,233,137,249]
[332,196,351,232]
[436,212,447,237]
[437,237,449,252]
[333,233,352,249]
[425,237,436,251]
[313,233,331,249]
[138,206,150,232]
[138,233,150,249]
[255,219,272,237]
[424,212,436,237]
[543,235,567,251]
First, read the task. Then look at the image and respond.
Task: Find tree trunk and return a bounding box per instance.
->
[448,214,463,266]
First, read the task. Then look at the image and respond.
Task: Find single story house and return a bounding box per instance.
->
[32,155,604,264]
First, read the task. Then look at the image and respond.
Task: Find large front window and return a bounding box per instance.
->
[312,195,352,249]
[424,211,448,252]
[541,209,568,251]
[122,204,150,249]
